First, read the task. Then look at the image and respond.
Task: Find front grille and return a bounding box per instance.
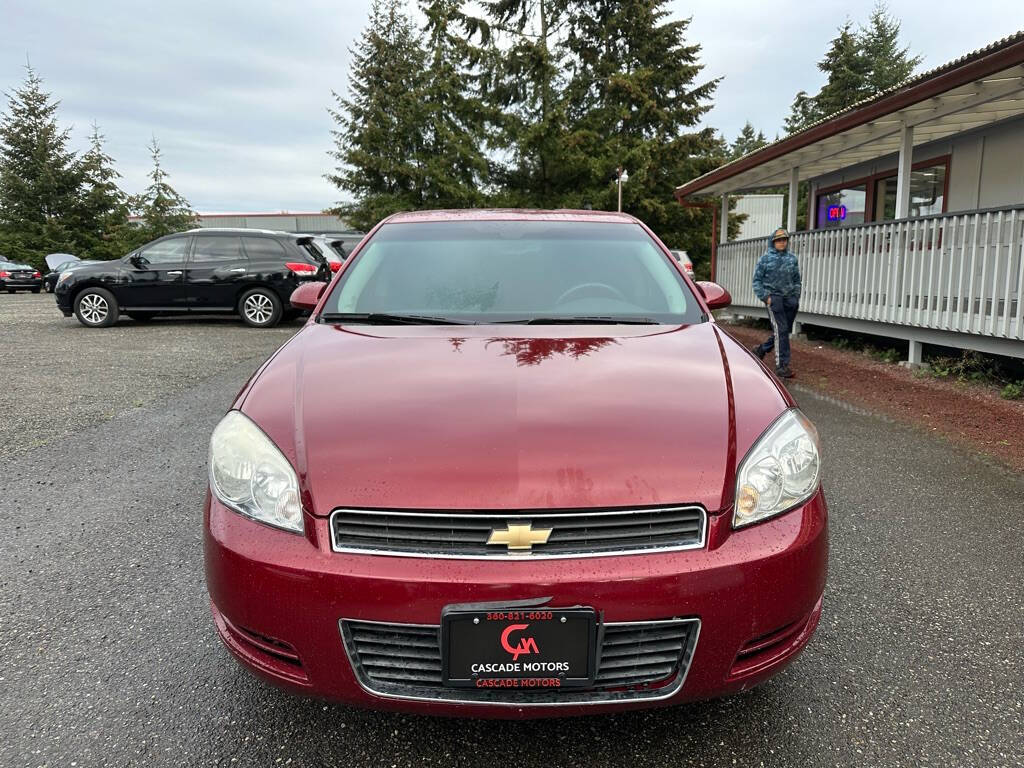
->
[330,506,706,558]
[340,617,700,705]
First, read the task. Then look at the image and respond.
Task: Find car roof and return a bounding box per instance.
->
[383,209,641,225]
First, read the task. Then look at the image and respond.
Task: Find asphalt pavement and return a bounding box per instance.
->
[1,295,1021,767]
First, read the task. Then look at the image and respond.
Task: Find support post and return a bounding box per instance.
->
[720,194,729,245]
[905,338,923,367]
[895,122,914,219]
[806,181,816,230]
[787,167,799,233]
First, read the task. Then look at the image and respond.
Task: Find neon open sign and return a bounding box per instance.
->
[827,205,847,221]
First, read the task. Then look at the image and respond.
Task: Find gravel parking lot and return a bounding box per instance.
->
[0,293,302,459]
[1,294,1022,767]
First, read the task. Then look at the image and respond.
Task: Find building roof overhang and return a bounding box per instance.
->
[676,31,1024,199]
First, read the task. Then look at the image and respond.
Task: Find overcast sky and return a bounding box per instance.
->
[0,0,1017,213]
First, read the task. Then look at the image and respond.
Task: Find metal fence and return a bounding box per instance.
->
[717,205,1024,343]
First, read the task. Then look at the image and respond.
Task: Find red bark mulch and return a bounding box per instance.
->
[720,322,1024,473]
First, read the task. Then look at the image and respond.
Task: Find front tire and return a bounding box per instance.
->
[74,287,119,328]
[238,288,282,328]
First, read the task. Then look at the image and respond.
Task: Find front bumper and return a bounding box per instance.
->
[204,491,828,718]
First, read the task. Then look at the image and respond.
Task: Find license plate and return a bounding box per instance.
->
[441,606,597,689]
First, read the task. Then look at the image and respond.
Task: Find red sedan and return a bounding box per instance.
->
[204,209,827,718]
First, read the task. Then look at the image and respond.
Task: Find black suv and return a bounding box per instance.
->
[55,229,327,328]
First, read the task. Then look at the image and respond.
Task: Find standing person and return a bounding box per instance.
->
[751,228,801,379]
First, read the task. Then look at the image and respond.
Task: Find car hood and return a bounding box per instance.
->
[45,253,78,270]
[239,322,791,515]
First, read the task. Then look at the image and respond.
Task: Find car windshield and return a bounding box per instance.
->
[322,220,701,324]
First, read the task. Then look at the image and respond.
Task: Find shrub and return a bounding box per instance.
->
[1001,381,1023,400]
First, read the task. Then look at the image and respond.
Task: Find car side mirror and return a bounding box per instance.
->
[129,253,146,269]
[696,281,732,311]
[290,281,328,311]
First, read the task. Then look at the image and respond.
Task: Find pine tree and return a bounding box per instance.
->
[784,5,919,135]
[729,122,768,159]
[327,0,429,230]
[418,0,490,207]
[813,20,870,119]
[72,123,130,260]
[784,90,819,134]
[129,136,196,243]
[480,0,573,206]
[860,3,921,93]
[559,0,722,272]
[0,65,82,270]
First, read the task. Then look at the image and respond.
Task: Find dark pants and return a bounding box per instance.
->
[755,295,799,369]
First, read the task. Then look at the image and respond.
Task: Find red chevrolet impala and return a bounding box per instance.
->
[204,209,827,718]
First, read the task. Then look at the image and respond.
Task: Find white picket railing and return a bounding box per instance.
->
[716,206,1024,343]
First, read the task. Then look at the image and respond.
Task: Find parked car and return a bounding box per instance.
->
[55,229,327,328]
[43,254,99,293]
[204,209,827,718]
[669,249,695,277]
[0,261,43,293]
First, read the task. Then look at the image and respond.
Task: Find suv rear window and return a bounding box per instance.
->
[241,237,288,260]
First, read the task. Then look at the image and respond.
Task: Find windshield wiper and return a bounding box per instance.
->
[496,316,660,325]
[319,312,473,325]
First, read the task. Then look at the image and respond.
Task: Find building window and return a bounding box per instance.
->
[874,163,947,220]
[816,185,866,229]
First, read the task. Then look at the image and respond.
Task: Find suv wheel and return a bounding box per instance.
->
[239,288,282,328]
[74,287,119,328]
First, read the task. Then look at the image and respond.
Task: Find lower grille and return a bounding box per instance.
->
[330,505,707,559]
[340,617,700,705]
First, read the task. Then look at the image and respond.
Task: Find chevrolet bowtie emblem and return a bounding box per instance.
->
[487,522,553,552]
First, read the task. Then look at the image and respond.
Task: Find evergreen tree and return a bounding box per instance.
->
[0,65,82,270]
[729,122,768,159]
[72,123,130,259]
[860,3,921,93]
[784,4,919,134]
[784,89,819,134]
[129,136,196,243]
[480,0,574,206]
[418,0,490,207]
[813,20,870,120]
[327,0,429,230]
[559,0,722,272]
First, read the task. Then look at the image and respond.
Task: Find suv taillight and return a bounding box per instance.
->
[285,262,317,274]
[329,262,342,272]
[0,271,9,278]
[33,271,41,278]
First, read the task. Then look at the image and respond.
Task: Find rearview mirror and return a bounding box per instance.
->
[290,281,328,311]
[696,281,731,311]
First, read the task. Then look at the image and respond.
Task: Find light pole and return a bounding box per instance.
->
[616,167,629,212]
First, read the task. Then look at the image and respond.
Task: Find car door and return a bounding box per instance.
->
[187,234,247,312]
[121,235,191,309]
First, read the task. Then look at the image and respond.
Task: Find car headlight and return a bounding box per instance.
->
[733,408,820,528]
[58,270,74,284]
[209,410,303,533]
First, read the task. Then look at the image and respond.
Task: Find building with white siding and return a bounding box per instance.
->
[732,195,784,241]
[194,212,355,233]
[676,31,1024,362]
